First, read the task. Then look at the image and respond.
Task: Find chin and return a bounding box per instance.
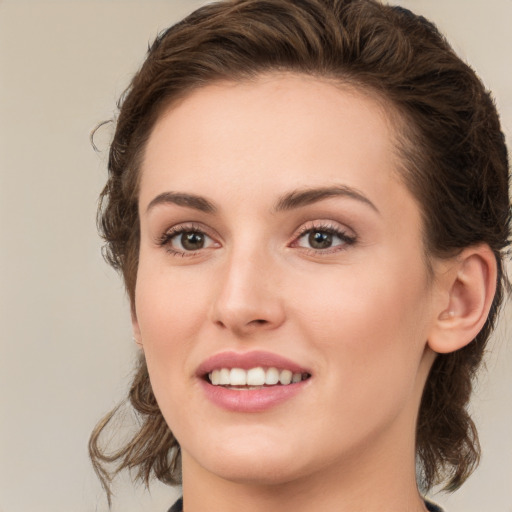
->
[204,454,308,486]
[184,430,314,486]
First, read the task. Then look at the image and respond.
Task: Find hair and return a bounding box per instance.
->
[90,0,510,505]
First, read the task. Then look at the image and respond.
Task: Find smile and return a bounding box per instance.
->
[198,351,312,412]
[208,367,310,388]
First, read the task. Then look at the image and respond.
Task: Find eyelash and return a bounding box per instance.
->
[157,222,357,257]
[157,223,215,257]
[292,222,357,255]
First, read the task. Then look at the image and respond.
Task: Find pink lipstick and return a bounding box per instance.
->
[197,351,311,413]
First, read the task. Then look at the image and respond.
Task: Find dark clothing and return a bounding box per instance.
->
[425,500,445,512]
[167,496,445,511]
[168,497,183,512]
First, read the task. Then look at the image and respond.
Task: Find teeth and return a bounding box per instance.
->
[219,368,230,385]
[265,367,280,385]
[292,372,302,383]
[279,369,292,385]
[208,367,307,387]
[211,369,220,385]
[230,368,247,386]
[247,367,266,386]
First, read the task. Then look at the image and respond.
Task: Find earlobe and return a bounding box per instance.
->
[428,245,497,354]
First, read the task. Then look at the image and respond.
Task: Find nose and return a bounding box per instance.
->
[209,246,286,337]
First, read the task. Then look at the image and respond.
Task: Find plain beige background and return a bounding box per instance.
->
[0,1,511,511]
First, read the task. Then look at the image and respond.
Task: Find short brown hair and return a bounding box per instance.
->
[90,0,510,503]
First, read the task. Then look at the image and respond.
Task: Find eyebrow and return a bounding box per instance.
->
[146,191,217,214]
[145,185,379,215]
[273,185,379,214]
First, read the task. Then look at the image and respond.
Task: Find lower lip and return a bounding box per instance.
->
[199,379,308,413]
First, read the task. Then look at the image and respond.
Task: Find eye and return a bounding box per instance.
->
[174,231,211,251]
[294,224,356,252]
[158,225,218,256]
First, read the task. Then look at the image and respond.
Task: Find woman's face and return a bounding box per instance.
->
[134,74,439,486]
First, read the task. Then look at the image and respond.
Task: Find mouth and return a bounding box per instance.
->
[206,366,311,389]
[197,351,312,412]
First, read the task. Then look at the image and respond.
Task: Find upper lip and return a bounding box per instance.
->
[196,350,310,377]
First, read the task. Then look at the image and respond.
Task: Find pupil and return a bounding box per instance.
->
[309,231,332,249]
[181,232,204,250]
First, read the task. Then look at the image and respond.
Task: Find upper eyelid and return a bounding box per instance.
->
[158,222,216,239]
[293,220,355,238]
[296,223,344,235]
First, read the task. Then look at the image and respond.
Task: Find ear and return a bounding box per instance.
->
[428,244,497,354]
[131,304,143,348]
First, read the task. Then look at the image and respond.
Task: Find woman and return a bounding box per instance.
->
[90,0,510,511]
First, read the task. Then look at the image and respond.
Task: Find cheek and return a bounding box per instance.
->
[135,281,201,435]
[289,270,430,451]
[294,254,429,338]
[135,260,207,341]
[133,263,210,407]
[293,255,431,391]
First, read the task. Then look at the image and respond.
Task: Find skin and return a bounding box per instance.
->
[132,74,494,512]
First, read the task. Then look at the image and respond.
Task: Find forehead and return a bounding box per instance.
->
[139,73,409,218]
